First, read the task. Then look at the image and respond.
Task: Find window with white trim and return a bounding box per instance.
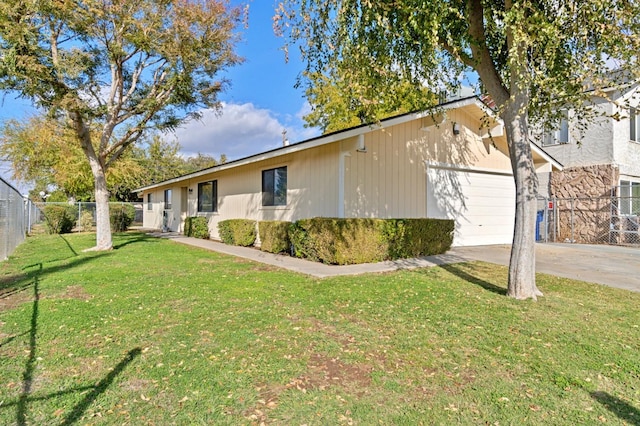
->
[197,180,217,212]
[620,180,640,216]
[164,189,172,210]
[262,166,287,206]
[630,107,639,142]
[542,110,569,146]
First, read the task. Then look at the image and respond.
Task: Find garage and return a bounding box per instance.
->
[427,164,516,246]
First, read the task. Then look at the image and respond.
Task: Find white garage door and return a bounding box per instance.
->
[427,165,515,246]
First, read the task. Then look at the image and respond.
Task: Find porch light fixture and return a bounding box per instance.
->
[453,122,461,135]
[188,188,193,193]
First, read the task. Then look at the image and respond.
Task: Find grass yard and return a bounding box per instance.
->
[0,232,639,425]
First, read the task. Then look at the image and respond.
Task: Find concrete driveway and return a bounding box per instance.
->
[448,243,640,293]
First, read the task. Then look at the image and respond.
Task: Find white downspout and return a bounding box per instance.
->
[338,152,351,218]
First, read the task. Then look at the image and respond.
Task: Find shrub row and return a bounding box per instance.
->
[208,217,453,264]
[184,216,453,264]
[289,218,454,265]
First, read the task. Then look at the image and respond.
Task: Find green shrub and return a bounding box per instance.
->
[258,221,291,254]
[110,204,136,232]
[43,204,77,234]
[185,216,210,239]
[290,218,454,265]
[78,210,94,232]
[218,219,256,247]
[383,219,455,258]
[290,218,387,265]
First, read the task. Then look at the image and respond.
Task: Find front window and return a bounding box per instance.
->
[262,166,287,206]
[542,110,569,146]
[630,107,639,142]
[164,189,172,210]
[620,181,640,216]
[147,193,152,210]
[197,180,217,212]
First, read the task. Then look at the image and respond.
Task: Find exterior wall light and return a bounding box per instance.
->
[453,122,461,135]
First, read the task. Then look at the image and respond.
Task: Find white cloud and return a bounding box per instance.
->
[172,102,321,161]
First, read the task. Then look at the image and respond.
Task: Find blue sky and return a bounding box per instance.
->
[174,0,320,159]
[0,0,318,191]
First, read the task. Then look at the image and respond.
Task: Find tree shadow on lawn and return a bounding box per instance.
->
[438,262,507,296]
[1,261,142,425]
[591,391,640,426]
[112,232,163,250]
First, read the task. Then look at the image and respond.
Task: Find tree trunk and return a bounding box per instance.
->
[502,100,542,300]
[70,112,113,251]
[90,162,113,251]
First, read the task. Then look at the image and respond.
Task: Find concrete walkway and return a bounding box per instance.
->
[152,232,467,278]
[151,233,640,292]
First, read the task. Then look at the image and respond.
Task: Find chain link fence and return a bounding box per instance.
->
[536,190,640,246]
[0,177,36,260]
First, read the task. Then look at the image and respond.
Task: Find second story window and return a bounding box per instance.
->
[630,107,639,142]
[543,110,569,146]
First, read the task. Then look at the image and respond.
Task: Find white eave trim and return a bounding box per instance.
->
[135,96,561,192]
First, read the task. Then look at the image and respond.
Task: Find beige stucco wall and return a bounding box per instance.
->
[343,108,513,219]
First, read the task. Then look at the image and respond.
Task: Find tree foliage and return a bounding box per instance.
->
[303,66,437,134]
[0,117,226,200]
[277,0,640,299]
[0,0,243,250]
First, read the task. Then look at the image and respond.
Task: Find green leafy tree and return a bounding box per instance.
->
[134,136,190,186]
[0,0,242,250]
[304,66,437,134]
[1,115,147,201]
[277,0,640,299]
[135,136,227,184]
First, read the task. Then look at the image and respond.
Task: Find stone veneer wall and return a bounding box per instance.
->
[549,164,619,243]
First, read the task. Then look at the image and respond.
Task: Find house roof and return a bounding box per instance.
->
[135,96,562,192]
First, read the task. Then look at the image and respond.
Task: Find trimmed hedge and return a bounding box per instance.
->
[218,219,256,246]
[258,221,291,254]
[43,204,77,234]
[289,218,454,265]
[110,203,136,232]
[184,217,210,239]
[383,219,455,259]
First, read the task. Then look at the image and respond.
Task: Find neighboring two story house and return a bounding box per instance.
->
[535,82,640,243]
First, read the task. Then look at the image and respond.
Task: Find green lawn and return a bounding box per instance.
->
[0,232,639,425]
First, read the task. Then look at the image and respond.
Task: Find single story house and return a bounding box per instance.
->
[135,96,562,247]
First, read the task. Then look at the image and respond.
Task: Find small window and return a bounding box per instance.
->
[164,189,172,210]
[147,193,152,210]
[630,107,639,142]
[262,166,287,206]
[197,180,217,212]
[543,110,569,146]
